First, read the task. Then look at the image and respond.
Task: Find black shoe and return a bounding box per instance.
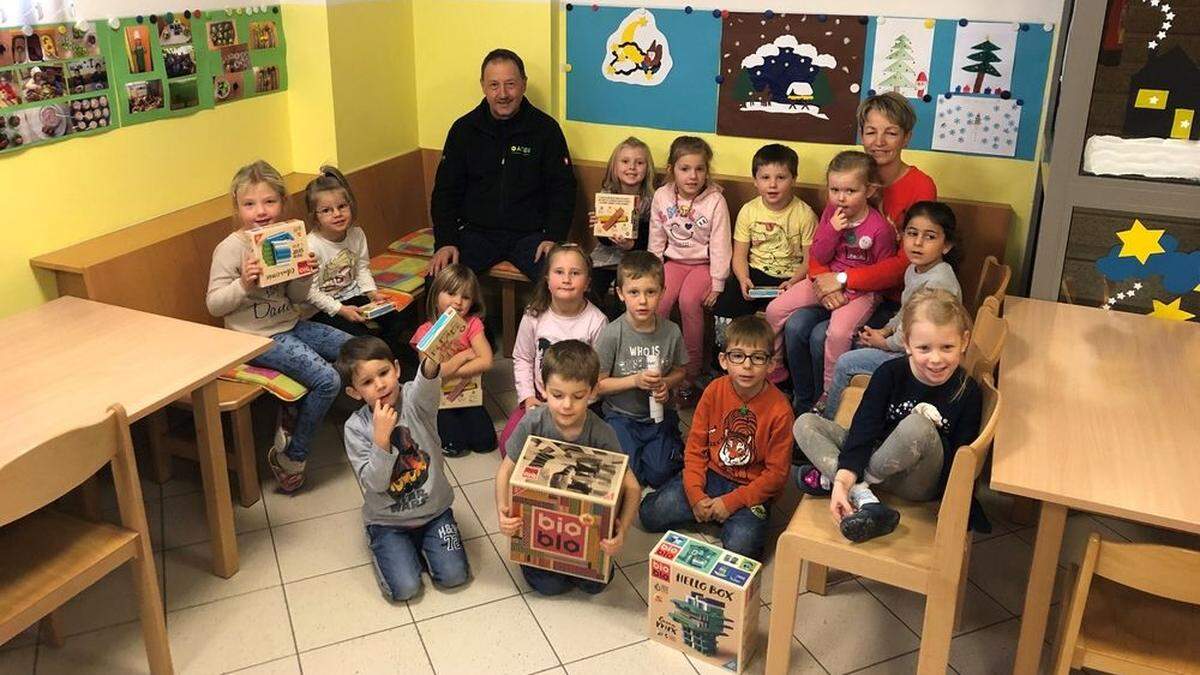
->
[839,503,900,543]
[443,445,470,458]
[793,464,832,496]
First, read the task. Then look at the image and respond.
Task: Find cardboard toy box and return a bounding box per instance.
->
[648,531,762,673]
[593,193,638,239]
[248,220,313,287]
[439,374,482,409]
[509,435,628,583]
[415,307,466,364]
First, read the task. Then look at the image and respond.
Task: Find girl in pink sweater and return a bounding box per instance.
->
[648,136,732,398]
[765,151,896,402]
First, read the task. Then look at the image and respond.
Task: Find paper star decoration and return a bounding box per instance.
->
[1148,298,1195,321]
[1116,219,1166,263]
[1143,0,1177,49]
[1134,282,1144,290]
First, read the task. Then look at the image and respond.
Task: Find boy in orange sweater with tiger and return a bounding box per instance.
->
[638,315,793,559]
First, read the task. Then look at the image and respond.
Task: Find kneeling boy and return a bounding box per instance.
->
[337,336,470,601]
[495,340,642,595]
[595,251,688,488]
[638,316,793,560]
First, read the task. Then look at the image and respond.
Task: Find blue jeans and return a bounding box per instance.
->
[521,565,609,596]
[605,409,684,489]
[250,320,353,462]
[825,348,904,419]
[366,508,470,601]
[638,471,770,560]
[783,307,830,411]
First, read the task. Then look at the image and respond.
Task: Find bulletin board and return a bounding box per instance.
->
[564,5,1055,160]
[0,6,287,156]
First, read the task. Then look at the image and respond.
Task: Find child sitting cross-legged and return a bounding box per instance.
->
[336,336,470,601]
[638,316,794,560]
[495,340,642,595]
[594,251,689,489]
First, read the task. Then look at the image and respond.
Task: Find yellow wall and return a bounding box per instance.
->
[284,2,338,170]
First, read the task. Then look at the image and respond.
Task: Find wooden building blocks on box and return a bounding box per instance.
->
[648,531,761,673]
[594,193,638,239]
[248,220,313,286]
[509,435,629,583]
[414,307,466,364]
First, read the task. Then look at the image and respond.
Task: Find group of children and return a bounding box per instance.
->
[204,91,983,602]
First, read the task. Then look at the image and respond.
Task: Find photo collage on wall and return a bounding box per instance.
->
[0,6,287,155]
[0,22,114,153]
[566,6,1054,160]
[113,7,288,126]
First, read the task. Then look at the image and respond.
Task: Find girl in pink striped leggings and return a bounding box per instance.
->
[647,136,731,402]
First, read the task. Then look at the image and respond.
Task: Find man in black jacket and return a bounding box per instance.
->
[428,49,577,281]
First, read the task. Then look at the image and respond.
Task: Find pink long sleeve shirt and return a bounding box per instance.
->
[648,182,733,293]
[809,203,896,299]
[512,301,608,402]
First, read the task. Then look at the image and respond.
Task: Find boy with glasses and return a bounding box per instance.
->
[638,316,794,559]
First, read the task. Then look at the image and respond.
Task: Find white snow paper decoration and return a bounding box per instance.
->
[932,95,1021,157]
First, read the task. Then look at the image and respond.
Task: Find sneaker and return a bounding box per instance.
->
[793,464,832,496]
[267,434,306,494]
[839,502,901,543]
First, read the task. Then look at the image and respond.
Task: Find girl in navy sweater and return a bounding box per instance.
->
[792,287,982,542]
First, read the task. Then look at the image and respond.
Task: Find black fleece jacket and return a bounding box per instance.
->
[430,97,577,249]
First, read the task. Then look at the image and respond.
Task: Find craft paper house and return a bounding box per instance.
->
[509,435,628,583]
[648,531,761,673]
[1123,47,1200,141]
[414,307,466,364]
[594,193,638,239]
[248,220,313,286]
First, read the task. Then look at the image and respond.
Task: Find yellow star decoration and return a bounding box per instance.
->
[1148,298,1195,322]
[1116,219,1165,264]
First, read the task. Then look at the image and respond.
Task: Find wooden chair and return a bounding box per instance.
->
[970,255,1012,314]
[486,261,531,358]
[831,297,1006,429]
[767,377,1001,675]
[1052,533,1200,674]
[147,379,266,507]
[0,405,172,674]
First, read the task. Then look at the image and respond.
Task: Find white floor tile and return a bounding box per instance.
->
[98,474,162,510]
[1084,515,1200,550]
[484,393,509,425]
[273,509,371,583]
[948,617,1049,675]
[35,620,155,674]
[492,533,534,593]
[299,624,432,675]
[491,390,519,416]
[0,646,33,675]
[852,650,954,674]
[167,586,295,675]
[228,655,302,674]
[790,579,920,674]
[613,519,664,568]
[261,461,363,527]
[622,561,649,604]
[444,449,502,486]
[285,563,413,651]
[417,595,559,675]
[690,605,825,675]
[160,490,269,550]
[56,554,164,637]
[564,640,694,674]
[525,571,647,662]
[483,357,517,394]
[305,418,350,470]
[164,529,280,610]
[967,533,1065,615]
[453,487,487,540]
[461,478,500,534]
[858,578,1010,638]
[407,536,519,621]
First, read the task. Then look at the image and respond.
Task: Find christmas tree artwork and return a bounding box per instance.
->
[876,34,918,95]
[962,38,1003,93]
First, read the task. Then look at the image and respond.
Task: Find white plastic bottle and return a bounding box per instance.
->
[646,353,664,423]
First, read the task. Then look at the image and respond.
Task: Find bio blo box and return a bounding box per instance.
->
[593,193,637,239]
[509,435,628,583]
[414,307,466,364]
[248,220,313,287]
[648,531,761,673]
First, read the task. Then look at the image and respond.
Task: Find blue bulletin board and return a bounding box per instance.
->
[565,5,721,132]
[860,17,1054,159]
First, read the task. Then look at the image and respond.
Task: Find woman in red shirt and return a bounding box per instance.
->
[784,93,937,412]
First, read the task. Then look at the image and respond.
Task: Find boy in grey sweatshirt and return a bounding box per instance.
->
[336,336,470,601]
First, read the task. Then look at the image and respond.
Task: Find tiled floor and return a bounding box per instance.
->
[3,357,1197,674]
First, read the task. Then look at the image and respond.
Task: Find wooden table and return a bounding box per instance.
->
[991,296,1200,674]
[0,297,271,577]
